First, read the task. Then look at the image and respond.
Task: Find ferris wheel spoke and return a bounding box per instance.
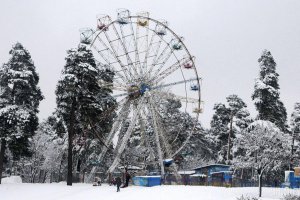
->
[149,98,182,180]
[132,18,143,76]
[147,99,165,176]
[142,30,156,78]
[136,13,149,73]
[103,30,134,81]
[118,24,139,77]
[87,98,131,182]
[108,97,145,173]
[92,38,128,82]
[112,23,139,80]
[157,91,201,104]
[152,57,189,84]
[151,77,200,91]
[150,98,172,158]
[138,109,148,152]
[146,36,163,76]
[148,40,175,77]
[98,77,127,92]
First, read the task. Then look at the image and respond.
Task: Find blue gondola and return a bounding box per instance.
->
[163,159,173,167]
[190,85,199,91]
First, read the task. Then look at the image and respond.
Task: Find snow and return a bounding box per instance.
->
[136,176,161,178]
[118,165,143,170]
[190,174,206,177]
[1,183,300,200]
[178,170,195,175]
[2,176,22,184]
[210,171,233,174]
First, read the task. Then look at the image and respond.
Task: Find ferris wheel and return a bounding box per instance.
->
[79,9,202,179]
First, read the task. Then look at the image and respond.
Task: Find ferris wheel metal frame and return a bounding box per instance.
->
[79,9,203,182]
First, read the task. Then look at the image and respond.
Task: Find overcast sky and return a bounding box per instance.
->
[0,0,300,128]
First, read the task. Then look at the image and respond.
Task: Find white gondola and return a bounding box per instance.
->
[171,37,184,50]
[117,8,130,25]
[79,28,94,45]
[155,20,168,36]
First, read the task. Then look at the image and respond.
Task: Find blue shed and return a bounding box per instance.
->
[192,164,232,186]
[283,168,300,188]
[132,176,161,187]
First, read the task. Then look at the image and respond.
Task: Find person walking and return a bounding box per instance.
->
[116,176,122,192]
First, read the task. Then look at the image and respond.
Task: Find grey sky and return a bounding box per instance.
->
[0,0,300,128]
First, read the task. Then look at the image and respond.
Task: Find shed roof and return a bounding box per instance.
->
[118,165,143,170]
[178,170,195,175]
[193,164,231,170]
[211,171,233,175]
[190,174,207,177]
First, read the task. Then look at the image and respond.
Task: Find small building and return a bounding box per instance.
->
[283,167,300,188]
[178,170,195,185]
[192,164,232,186]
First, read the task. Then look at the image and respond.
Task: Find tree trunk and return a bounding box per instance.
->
[227,113,233,163]
[42,171,47,183]
[290,129,296,170]
[67,99,76,186]
[258,172,263,197]
[0,139,6,184]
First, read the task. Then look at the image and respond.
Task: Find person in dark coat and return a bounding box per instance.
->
[124,172,131,187]
[116,176,122,192]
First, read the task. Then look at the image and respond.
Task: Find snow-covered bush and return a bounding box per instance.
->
[282,194,300,200]
[237,195,258,200]
[236,195,258,200]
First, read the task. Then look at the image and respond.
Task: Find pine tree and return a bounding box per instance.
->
[226,95,252,162]
[209,103,230,162]
[209,95,252,163]
[0,43,43,184]
[252,50,287,131]
[55,45,116,185]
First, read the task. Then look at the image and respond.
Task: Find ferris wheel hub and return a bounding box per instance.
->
[127,82,151,99]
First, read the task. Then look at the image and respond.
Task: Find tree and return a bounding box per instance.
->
[209,103,230,162]
[234,120,290,197]
[55,45,116,185]
[226,95,252,163]
[252,50,287,131]
[18,114,67,183]
[290,103,300,168]
[0,43,43,184]
[210,95,251,163]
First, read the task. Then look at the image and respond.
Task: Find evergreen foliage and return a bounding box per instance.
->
[0,43,43,183]
[209,95,251,163]
[252,50,287,131]
[55,45,116,185]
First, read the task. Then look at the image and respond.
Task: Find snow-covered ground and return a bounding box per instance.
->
[1,177,300,200]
